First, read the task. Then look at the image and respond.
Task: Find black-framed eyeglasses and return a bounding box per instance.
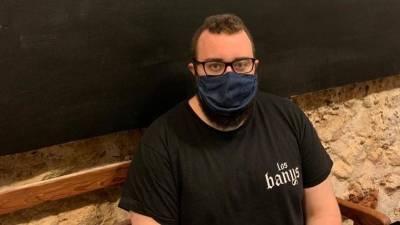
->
[192,58,257,76]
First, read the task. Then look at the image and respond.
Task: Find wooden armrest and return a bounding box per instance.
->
[115,219,131,225]
[0,159,393,225]
[0,161,131,215]
[337,197,391,225]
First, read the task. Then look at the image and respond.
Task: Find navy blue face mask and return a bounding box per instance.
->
[197,72,258,117]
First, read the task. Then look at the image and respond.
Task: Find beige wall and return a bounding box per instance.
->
[0,74,399,224]
[291,74,400,221]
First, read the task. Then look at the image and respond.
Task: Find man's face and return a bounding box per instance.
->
[188,29,259,129]
[189,30,258,75]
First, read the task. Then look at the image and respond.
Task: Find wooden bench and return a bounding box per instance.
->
[0,161,392,225]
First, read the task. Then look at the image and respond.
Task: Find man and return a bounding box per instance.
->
[118,14,341,225]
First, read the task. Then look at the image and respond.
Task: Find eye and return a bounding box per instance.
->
[233,59,251,71]
[206,62,224,72]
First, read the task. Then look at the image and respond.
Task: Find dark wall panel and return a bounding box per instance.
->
[1,0,399,155]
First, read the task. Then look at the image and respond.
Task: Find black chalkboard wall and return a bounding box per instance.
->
[1,0,399,155]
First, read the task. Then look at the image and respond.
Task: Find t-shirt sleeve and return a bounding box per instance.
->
[118,141,178,225]
[290,102,333,188]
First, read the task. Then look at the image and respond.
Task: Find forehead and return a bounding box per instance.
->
[196,30,253,61]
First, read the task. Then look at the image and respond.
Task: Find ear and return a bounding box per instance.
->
[254,59,260,73]
[187,62,196,76]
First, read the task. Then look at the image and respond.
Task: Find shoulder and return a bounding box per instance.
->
[256,91,291,104]
[140,99,188,147]
[255,91,302,114]
[255,91,309,135]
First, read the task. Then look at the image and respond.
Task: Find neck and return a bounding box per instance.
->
[188,95,245,132]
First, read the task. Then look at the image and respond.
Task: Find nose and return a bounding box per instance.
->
[225,65,234,73]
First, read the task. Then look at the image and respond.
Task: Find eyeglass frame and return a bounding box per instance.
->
[191,57,257,76]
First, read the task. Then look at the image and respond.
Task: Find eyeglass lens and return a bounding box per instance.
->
[197,58,254,76]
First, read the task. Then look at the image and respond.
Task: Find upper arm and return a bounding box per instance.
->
[288,101,334,188]
[117,141,178,224]
[286,102,339,223]
[303,176,341,225]
[130,212,161,225]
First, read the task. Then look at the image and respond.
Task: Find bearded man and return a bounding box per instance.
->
[118,13,341,225]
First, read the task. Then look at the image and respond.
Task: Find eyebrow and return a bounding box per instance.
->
[202,57,252,62]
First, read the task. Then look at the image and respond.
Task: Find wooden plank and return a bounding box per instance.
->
[337,197,391,225]
[0,160,131,215]
[0,159,393,225]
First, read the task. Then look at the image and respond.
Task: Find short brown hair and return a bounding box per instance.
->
[191,13,255,58]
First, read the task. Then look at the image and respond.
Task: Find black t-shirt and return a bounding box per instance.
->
[118,91,333,225]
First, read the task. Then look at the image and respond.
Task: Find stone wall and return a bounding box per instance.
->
[0,74,399,224]
[291,74,400,221]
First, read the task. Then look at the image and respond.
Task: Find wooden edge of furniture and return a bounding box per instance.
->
[115,219,131,225]
[337,197,391,225]
[0,160,131,216]
[0,160,393,225]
